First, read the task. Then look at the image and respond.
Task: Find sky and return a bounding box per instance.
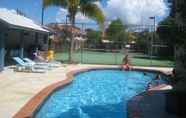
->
[0,0,170,28]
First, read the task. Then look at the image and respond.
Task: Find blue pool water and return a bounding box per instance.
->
[35,69,167,118]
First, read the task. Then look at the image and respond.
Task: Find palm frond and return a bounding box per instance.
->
[80,3,105,29]
[80,0,100,4]
[43,0,67,8]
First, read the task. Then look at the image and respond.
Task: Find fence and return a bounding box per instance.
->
[51,23,175,67]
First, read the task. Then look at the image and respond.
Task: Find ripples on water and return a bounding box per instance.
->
[35,69,166,118]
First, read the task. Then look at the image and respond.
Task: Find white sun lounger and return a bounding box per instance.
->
[23,58,50,69]
[24,58,61,68]
[13,57,47,73]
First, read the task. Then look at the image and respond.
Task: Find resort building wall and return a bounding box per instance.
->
[0,31,5,71]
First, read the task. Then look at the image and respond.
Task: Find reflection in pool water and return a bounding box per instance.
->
[35,69,167,118]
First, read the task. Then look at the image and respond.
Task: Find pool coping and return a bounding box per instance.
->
[13,67,172,118]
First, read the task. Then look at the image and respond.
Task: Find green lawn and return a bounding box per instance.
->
[55,51,175,67]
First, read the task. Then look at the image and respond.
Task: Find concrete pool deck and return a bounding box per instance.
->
[0,64,173,118]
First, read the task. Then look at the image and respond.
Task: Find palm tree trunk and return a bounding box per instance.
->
[68,14,75,63]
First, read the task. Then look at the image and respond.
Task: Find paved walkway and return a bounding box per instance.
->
[0,64,172,118]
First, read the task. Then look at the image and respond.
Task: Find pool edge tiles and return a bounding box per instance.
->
[13,67,171,118]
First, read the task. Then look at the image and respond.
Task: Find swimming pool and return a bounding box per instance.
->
[34,69,167,118]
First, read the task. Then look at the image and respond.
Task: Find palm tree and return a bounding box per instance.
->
[43,0,105,63]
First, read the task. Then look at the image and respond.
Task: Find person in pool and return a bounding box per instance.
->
[154,74,161,85]
[155,74,161,81]
[147,82,153,91]
[122,54,131,70]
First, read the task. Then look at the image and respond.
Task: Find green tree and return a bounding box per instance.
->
[160,0,186,90]
[169,0,186,45]
[157,16,176,57]
[171,0,186,83]
[86,29,102,48]
[106,19,127,43]
[134,29,152,54]
[43,0,105,63]
[157,0,186,58]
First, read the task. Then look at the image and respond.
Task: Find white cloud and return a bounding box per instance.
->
[56,8,94,24]
[104,0,169,25]
[56,8,99,30]
[56,8,67,23]
[55,0,169,27]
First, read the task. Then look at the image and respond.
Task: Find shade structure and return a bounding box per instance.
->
[0,8,49,33]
